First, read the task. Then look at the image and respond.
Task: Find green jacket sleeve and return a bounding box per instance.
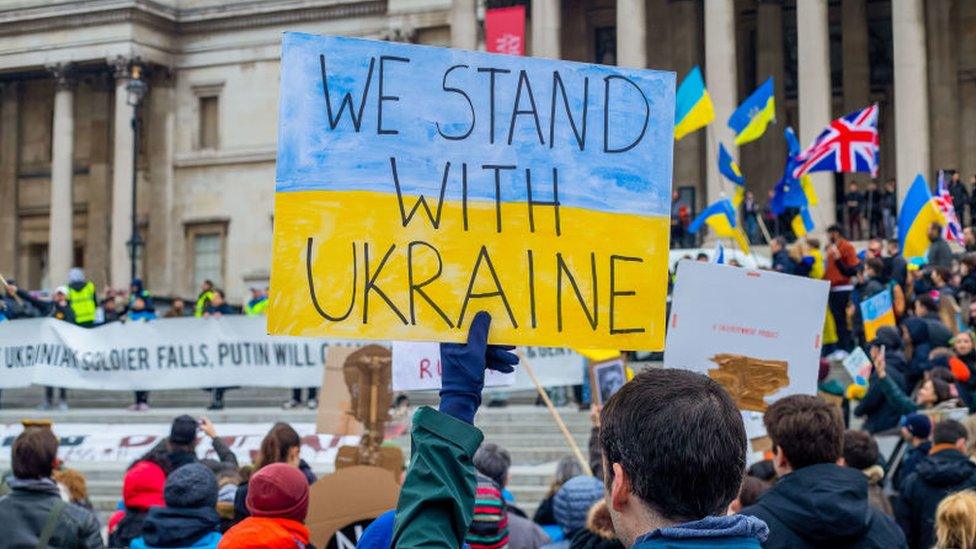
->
[878,374,918,415]
[392,406,485,549]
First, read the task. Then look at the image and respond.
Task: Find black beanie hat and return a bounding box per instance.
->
[169,415,198,445]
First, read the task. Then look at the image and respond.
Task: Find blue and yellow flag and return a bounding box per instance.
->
[898,174,946,260]
[791,205,815,238]
[674,66,715,141]
[728,77,775,146]
[718,143,745,207]
[860,290,896,342]
[688,198,750,253]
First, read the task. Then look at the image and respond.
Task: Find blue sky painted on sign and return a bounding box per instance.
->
[276,32,675,217]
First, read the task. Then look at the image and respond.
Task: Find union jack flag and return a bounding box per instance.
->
[793,104,880,179]
[935,170,964,244]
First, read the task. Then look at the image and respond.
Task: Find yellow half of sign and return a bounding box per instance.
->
[269,190,669,350]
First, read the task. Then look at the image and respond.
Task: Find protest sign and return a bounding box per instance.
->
[860,290,896,342]
[270,33,675,350]
[665,261,829,411]
[590,357,626,405]
[842,347,873,385]
[0,317,358,390]
[391,342,585,391]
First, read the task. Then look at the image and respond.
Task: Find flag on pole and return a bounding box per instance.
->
[688,198,750,254]
[898,174,947,259]
[717,143,745,207]
[711,243,725,265]
[770,127,816,215]
[728,77,775,146]
[674,66,715,141]
[934,170,964,244]
[793,104,879,179]
[791,205,815,238]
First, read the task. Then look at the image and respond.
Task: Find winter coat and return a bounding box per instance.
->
[928,238,953,269]
[568,530,623,549]
[854,356,908,434]
[895,446,976,549]
[509,512,551,549]
[740,463,906,548]
[133,506,221,549]
[218,516,311,549]
[0,476,103,548]
[771,251,795,275]
[631,515,767,549]
[904,318,934,388]
[893,441,932,492]
[533,496,557,527]
[109,510,150,548]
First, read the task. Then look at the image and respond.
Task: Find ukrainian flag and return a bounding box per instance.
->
[728,77,775,146]
[674,66,714,141]
[718,143,745,206]
[898,174,946,259]
[791,205,815,238]
[799,175,818,206]
[860,290,896,342]
[688,198,750,253]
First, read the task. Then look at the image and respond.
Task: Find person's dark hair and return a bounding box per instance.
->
[842,430,879,470]
[132,438,174,474]
[547,456,583,497]
[599,368,745,521]
[934,419,969,446]
[764,395,843,470]
[746,459,775,482]
[931,221,944,233]
[930,378,952,403]
[772,236,786,248]
[888,238,900,247]
[826,224,844,236]
[12,427,59,479]
[934,266,953,285]
[473,443,512,489]
[737,476,769,509]
[961,256,976,275]
[917,294,940,315]
[930,367,956,386]
[255,422,301,471]
[696,252,709,261]
[865,258,884,277]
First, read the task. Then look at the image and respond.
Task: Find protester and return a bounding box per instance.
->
[128,296,157,322]
[949,170,969,225]
[232,422,313,527]
[865,181,884,238]
[844,182,864,241]
[742,191,761,244]
[67,267,98,328]
[893,413,933,491]
[542,475,604,548]
[108,459,167,547]
[0,425,103,547]
[853,326,908,433]
[156,415,238,472]
[881,179,898,238]
[129,278,154,312]
[203,289,233,317]
[769,237,795,275]
[165,298,188,318]
[393,311,768,548]
[219,463,312,548]
[934,490,976,549]
[131,463,222,549]
[727,476,769,514]
[195,280,215,317]
[468,471,511,549]
[928,222,953,269]
[885,239,909,288]
[740,395,905,547]
[841,430,892,516]
[244,287,268,316]
[897,419,976,548]
[825,225,860,352]
[534,456,583,529]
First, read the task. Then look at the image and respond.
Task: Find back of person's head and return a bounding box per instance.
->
[599,368,745,522]
[764,395,843,470]
[902,413,932,440]
[551,455,583,492]
[256,422,301,470]
[473,443,511,489]
[164,462,218,509]
[736,476,769,509]
[917,294,940,315]
[12,426,58,479]
[746,459,776,482]
[246,462,310,523]
[936,490,976,549]
[169,414,198,451]
[865,257,884,277]
[934,419,969,446]
[842,430,879,470]
[554,475,604,534]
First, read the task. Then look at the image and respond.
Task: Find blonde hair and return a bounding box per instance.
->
[936,491,976,549]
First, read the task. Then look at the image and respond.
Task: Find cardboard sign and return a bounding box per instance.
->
[306,465,400,547]
[665,261,829,411]
[391,341,516,390]
[270,33,675,350]
[860,290,896,342]
[842,347,873,385]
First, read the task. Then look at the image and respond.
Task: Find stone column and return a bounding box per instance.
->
[892,0,930,206]
[47,64,75,287]
[616,0,647,68]
[841,0,869,113]
[531,0,560,58]
[450,0,477,50]
[925,0,959,174]
[146,75,175,293]
[0,83,18,278]
[704,0,737,205]
[796,0,834,225]
[670,0,704,207]
[749,0,786,203]
[84,74,113,289]
[110,57,136,289]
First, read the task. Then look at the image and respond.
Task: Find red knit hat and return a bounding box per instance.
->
[123,460,166,510]
[246,463,310,523]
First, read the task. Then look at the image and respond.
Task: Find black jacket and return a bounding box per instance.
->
[895,447,976,549]
[771,251,795,275]
[137,506,220,547]
[854,352,908,434]
[108,509,150,548]
[0,477,103,548]
[740,463,905,549]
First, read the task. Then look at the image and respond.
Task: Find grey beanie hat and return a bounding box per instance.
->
[553,475,605,534]
[164,463,218,509]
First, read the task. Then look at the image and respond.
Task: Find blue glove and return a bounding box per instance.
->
[439,311,519,424]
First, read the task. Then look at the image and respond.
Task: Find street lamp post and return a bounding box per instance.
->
[125,63,147,282]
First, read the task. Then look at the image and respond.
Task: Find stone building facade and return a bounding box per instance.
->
[0,0,972,302]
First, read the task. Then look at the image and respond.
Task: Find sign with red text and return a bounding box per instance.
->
[485,6,526,56]
[664,261,829,408]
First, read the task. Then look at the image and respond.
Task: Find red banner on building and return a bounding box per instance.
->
[485,5,526,56]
